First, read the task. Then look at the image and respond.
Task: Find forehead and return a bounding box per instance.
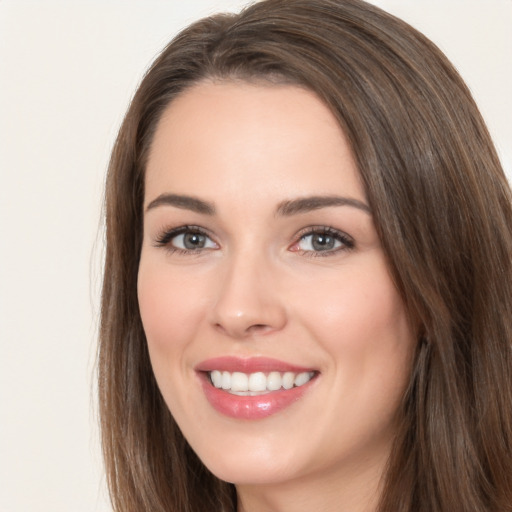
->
[145,80,365,207]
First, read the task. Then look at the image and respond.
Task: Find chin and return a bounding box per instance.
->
[185,428,304,485]
[204,456,298,486]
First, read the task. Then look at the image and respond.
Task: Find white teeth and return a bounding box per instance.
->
[221,371,231,390]
[211,370,222,388]
[231,372,249,392]
[248,372,267,391]
[267,371,282,391]
[209,370,315,393]
[282,372,295,390]
[294,372,311,387]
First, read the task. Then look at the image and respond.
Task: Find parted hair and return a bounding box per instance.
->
[98,1,512,511]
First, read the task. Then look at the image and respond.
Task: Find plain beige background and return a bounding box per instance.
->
[0,1,510,511]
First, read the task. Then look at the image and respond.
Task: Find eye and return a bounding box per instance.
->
[155,226,218,253]
[172,231,216,250]
[290,227,354,256]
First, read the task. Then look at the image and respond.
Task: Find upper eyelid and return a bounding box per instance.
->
[294,225,353,241]
[153,225,216,246]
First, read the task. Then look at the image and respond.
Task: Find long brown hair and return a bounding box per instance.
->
[98,1,512,510]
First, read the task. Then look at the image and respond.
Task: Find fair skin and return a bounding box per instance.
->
[138,81,416,512]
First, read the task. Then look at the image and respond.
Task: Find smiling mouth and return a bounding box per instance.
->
[208,370,317,395]
[197,359,319,419]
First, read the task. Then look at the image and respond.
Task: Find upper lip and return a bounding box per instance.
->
[195,356,316,374]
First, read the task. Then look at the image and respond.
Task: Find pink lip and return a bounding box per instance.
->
[195,356,313,373]
[195,357,318,420]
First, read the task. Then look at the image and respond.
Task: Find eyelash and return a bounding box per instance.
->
[154,225,216,255]
[153,225,355,257]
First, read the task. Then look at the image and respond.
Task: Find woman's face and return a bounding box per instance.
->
[138,81,415,491]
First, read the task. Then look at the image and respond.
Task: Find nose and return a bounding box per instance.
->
[210,252,287,339]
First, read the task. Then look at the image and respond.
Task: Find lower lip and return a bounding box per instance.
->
[199,373,315,420]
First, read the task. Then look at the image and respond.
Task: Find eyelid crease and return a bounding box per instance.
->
[295,225,354,243]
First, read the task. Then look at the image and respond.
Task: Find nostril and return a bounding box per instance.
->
[214,321,274,338]
[246,324,273,334]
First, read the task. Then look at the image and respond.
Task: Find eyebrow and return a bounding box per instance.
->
[146,193,216,215]
[276,195,371,216]
[145,193,371,216]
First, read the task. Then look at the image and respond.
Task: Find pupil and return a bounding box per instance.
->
[312,234,334,251]
[184,232,205,249]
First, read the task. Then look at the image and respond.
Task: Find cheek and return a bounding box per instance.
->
[294,261,414,442]
[294,259,414,375]
[137,260,206,354]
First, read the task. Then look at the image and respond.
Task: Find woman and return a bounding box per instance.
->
[98,0,512,510]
